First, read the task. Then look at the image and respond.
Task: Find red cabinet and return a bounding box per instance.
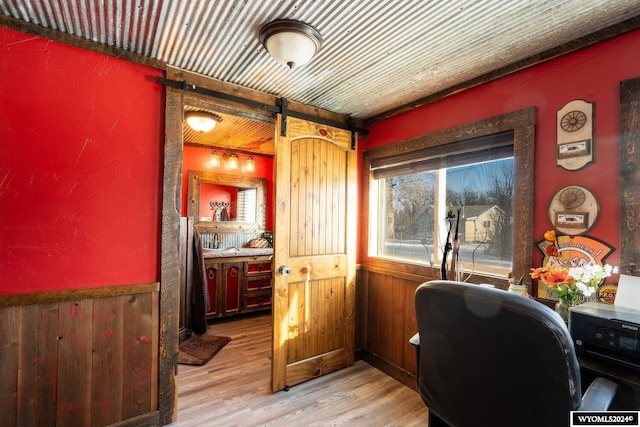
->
[245,261,273,274]
[204,264,219,317]
[243,260,273,312]
[204,255,272,318]
[223,263,242,315]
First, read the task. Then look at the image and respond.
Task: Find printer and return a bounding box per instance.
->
[570,302,640,372]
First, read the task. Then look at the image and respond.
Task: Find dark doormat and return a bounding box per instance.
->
[178,334,231,366]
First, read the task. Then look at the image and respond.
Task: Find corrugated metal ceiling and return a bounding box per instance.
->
[2,0,640,155]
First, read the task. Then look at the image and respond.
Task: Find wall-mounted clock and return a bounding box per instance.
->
[548,185,600,235]
[556,100,594,171]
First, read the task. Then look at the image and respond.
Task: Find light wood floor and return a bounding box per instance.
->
[172,312,429,426]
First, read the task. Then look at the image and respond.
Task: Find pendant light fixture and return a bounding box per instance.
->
[209,151,221,167]
[259,19,323,69]
[245,156,256,172]
[185,111,221,132]
[208,152,257,173]
[226,153,239,170]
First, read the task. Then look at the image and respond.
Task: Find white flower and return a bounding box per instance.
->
[576,282,595,297]
[604,264,619,275]
[568,263,617,294]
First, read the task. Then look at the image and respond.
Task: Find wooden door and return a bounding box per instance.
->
[271,116,357,392]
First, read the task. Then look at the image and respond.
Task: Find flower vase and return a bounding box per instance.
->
[554,298,576,323]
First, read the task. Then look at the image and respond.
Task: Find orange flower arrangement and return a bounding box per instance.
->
[530,229,618,305]
[530,265,572,286]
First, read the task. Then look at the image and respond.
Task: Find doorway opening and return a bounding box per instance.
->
[179,97,276,339]
[177,101,277,422]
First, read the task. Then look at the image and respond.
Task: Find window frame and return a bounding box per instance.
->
[361,108,536,285]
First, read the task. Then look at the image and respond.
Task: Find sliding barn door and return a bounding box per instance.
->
[271,116,357,392]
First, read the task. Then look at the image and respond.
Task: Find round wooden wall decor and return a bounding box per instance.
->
[547,185,600,235]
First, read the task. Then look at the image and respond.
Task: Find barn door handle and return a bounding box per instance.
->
[278,265,292,276]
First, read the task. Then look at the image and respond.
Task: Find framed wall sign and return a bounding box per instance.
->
[557,139,591,159]
[556,100,594,170]
[555,212,589,229]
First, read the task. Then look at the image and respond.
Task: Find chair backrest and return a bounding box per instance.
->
[414,280,582,427]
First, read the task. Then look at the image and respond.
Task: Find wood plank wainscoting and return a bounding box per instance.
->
[0,283,159,427]
[355,265,506,390]
[355,267,424,390]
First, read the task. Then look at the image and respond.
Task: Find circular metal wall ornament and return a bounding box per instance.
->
[548,185,600,236]
[560,110,587,132]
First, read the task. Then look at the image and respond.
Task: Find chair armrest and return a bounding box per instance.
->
[409,333,420,379]
[410,332,420,347]
[577,377,618,411]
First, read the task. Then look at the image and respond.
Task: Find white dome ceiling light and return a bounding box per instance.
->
[259,20,323,69]
[185,111,221,133]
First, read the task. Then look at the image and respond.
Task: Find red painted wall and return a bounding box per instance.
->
[0,27,164,294]
[363,29,640,270]
[182,145,274,230]
[199,183,237,220]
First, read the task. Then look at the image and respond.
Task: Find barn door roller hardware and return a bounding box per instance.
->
[156,77,366,148]
[279,97,288,137]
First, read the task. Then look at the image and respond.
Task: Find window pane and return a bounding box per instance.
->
[237,188,257,222]
[377,171,436,264]
[445,158,514,274]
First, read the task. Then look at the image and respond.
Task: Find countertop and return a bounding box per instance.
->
[202,247,273,258]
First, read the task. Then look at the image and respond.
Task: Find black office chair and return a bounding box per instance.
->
[410,280,618,427]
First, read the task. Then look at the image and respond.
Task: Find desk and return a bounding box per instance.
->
[578,355,640,409]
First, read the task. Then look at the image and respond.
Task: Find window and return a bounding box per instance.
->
[368,131,515,277]
[237,188,257,222]
[363,108,535,282]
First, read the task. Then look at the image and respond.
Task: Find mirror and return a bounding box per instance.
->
[187,170,267,231]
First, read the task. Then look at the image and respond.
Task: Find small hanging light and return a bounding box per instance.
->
[245,156,256,172]
[226,153,239,170]
[209,151,221,167]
